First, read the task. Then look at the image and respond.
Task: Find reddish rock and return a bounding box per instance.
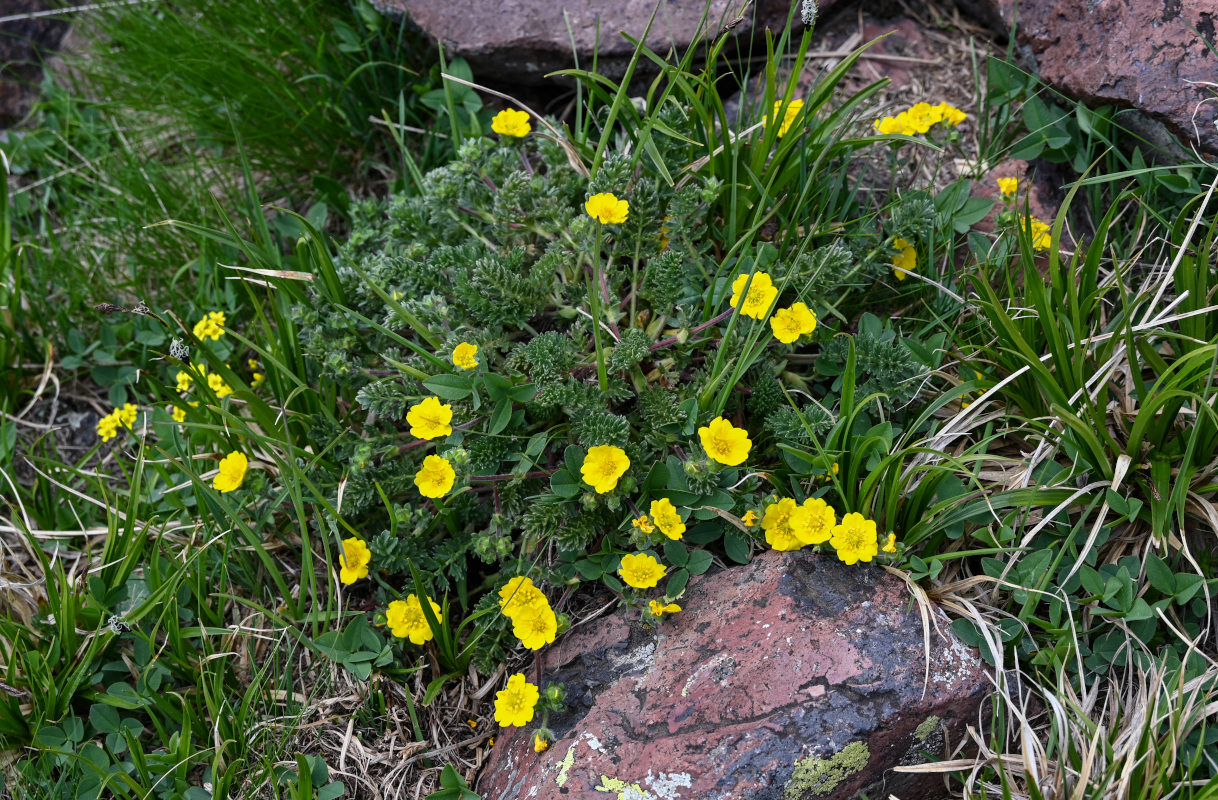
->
[963,0,1218,157]
[0,0,70,125]
[479,550,990,799]
[372,0,842,87]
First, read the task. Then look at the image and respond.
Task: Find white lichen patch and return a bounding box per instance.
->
[932,636,984,686]
[644,770,693,799]
[680,652,735,697]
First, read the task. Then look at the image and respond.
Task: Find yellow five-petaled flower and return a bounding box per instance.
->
[770,302,817,344]
[491,108,532,138]
[580,444,630,494]
[891,238,916,281]
[618,552,667,589]
[406,396,453,440]
[584,192,629,225]
[415,454,456,498]
[769,98,805,138]
[339,537,371,584]
[649,498,686,540]
[830,512,879,565]
[729,271,778,320]
[494,673,540,727]
[213,451,248,493]
[386,593,441,645]
[648,599,682,617]
[193,311,226,341]
[698,417,751,466]
[452,342,479,370]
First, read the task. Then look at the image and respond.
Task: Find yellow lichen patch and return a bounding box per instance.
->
[595,775,651,799]
[784,741,871,798]
[556,744,577,787]
[915,715,941,742]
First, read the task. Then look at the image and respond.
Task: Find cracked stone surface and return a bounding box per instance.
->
[966,0,1218,156]
[478,550,991,800]
[370,0,844,87]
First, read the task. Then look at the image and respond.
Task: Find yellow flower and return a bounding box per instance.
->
[207,372,233,398]
[512,605,558,650]
[762,498,805,552]
[386,593,441,645]
[698,416,751,466]
[997,177,1018,197]
[452,342,479,370]
[491,108,532,138]
[584,192,629,225]
[170,405,187,423]
[339,537,372,584]
[192,311,226,341]
[494,673,539,727]
[892,238,916,281]
[406,396,453,440]
[768,98,805,138]
[830,512,879,565]
[498,576,549,619]
[114,403,137,429]
[175,370,193,392]
[935,101,967,126]
[729,272,778,320]
[648,599,682,617]
[580,444,630,494]
[213,451,248,493]
[741,510,759,527]
[251,372,265,388]
[769,302,817,344]
[882,533,898,554]
[415,454,456,498]
[873,116,903,135]
[1022,217,1051,251]
[618,552,667,589]
[533,732,551,752]
[905,102,942,134]
[793,497,836,546]
[96,411,120,442]
[649,498,685,540]
[631,515,655,534]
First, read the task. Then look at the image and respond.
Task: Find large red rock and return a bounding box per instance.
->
[372,0,841,87]
[478,550,991,799]
[963,0,1218,157]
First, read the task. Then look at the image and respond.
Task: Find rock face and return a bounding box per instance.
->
[0,0,70,125]
[373,0,839,87]
[965,0,1218,157]
[479,550,991,800]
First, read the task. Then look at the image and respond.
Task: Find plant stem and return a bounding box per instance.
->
[588,222,609,390]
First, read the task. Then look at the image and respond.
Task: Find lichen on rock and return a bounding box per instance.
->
[784,741,871,798]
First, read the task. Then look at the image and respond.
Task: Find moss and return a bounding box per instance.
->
[783,741,871,799]
[914,715,941,743]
